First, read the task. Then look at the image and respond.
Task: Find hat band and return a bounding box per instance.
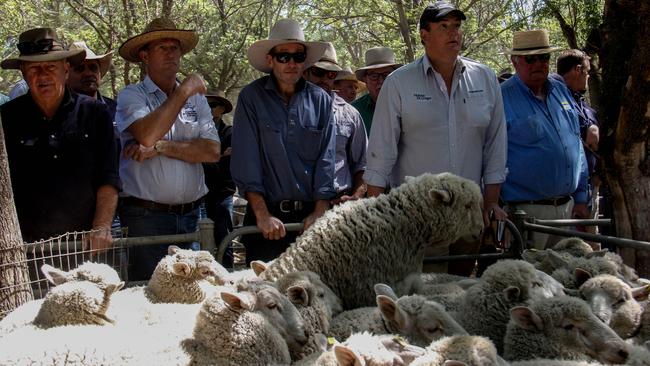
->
[318,57,339,65]
[512,45,552,52]
[367,60,395,66]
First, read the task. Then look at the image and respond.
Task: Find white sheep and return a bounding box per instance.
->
[188,279,309,365]
[409,335,503,366]
[457,259,553,354]
[146,245,229,303]
[503,296,629,364]
[33,280,123,328]
[261,173,485,310]
[330,284,467,347]
[578,274,650,341]
[41,262,122,288]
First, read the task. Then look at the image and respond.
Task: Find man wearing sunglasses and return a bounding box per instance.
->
[232,19,336,264]
[364,1,507,275]
[501,30,589,250]
[67,41,116,120]
[303,43,368,205]
[0,28,119,251]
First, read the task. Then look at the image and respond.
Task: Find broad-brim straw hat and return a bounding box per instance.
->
[355,47,402,80]
[205,89,233,114]
[119,18,198,63]
[247,19,328,73]
[1,28,85,70]
[334,66,366,89]
[312,42,342,72]
[69,41,113,77]
[503,29,561,56]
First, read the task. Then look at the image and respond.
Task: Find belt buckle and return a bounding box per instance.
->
[294,201,303,211]
[279,200,291,213]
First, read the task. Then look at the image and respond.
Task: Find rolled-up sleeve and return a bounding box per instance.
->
[313,98,337,200]
[231,88,265,197]
[482,72,508,185]
[115,85,150,133]
[195,95,220,142]
[363,76,401,188]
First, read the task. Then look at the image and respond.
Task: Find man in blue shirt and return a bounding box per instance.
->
[231,19,336,264]
[501,30,589,249]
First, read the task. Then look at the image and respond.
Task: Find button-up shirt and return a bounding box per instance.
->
[364,56,507,189]
[231,76,336,203]
[500,74,588,203]
[1,90,119,241]
[351,93,374,134]
[116,76,219,204]
[332,93,367,194]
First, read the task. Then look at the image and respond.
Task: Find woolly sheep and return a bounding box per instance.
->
[552,237,596,257]
[330,284,467,347]
[146,245,229,303]
[409,335,502,366]
[261,173,484,310]
[457,259,552,354]
[222,259,270,285]
[41,262,122,288]
[33,280,123,328]
[189,280,309,365]
[578,274,650,340]
[508,341,650,365]
[504,296,629,364]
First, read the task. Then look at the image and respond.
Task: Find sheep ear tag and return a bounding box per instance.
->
[429,188,452,205]
[172,262,192,277]
[41,264,69,285]
[333,344,363,366]
[287,285,309,306]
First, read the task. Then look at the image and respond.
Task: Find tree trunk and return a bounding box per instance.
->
[599,0,650,278]
[393,0,415,62]
[0,115,33,319]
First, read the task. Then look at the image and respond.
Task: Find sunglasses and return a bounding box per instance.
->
[523,53,551,64]
[271,52,307,64]
[310,67,338,79]
[366,72,392,82]
[72,62,100,73]
[17,39,62,55]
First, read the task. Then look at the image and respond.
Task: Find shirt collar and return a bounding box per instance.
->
[264,74,307,94]
[142,75,180,95]
[421,55,464,77]
[513,73,554,97]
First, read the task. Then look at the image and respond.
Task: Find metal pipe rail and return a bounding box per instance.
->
[532,218,612,227]
[522,222,650,251]
[217,223,304,263]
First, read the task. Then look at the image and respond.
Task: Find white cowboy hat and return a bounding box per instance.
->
[1,28,85,70]
[119,18,198,63]
[334,66,366,89]
[355,47,402,79]
[502,29,561,56]
[247,19,328,73]
[69,41,113,77]
[312,42,342,72]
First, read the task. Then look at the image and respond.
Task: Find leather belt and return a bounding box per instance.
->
[509,196,572,206]
[270,200,307,213]
[122,196,203,215]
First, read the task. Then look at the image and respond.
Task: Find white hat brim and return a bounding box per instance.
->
[247,39,329,73]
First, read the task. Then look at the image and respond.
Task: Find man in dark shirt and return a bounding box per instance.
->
[0,28,119,250]
[67,41,116,120]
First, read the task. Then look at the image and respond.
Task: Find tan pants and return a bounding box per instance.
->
[508,199,574,250]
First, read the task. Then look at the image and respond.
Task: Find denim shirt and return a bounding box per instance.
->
[231,76,336,203]
[501,75,588,203]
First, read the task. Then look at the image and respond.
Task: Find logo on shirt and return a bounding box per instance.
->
[180,102,198,123]
[413,93,432,101]
[561,100,572,111]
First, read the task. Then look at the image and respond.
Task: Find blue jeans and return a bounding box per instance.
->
[205,195,234,267]
[119,204,200,281]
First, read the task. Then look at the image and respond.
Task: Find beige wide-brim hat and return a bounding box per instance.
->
[502,29,561,56]
[247,18,328,73]
[1,28,85,70]
[355,47,402,79]
[205,89,233,114]
[334,66,366,89]
[69,41,113,77]
[119,18,198,63]
[312,42,342,72]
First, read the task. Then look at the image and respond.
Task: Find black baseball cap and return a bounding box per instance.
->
[419,1,467,29]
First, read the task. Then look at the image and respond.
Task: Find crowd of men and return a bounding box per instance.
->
[0,1,599,279]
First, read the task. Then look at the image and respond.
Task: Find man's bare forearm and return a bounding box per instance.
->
[93,185,118,229]
[155,139,220,163]
[128,88,192,147]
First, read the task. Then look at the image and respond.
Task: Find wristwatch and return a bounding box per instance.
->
[153,140,163,154]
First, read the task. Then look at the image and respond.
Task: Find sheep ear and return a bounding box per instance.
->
[503,286,521,302]
[41,264,70,285]
[168,245,181,255]
[444,361,469,366]
[172,262,192,277]
[377,295,408,330]
[374,283,398,300]
[631,284,650,301]
[250,260,267,276]
[105,282,124,294]
[381,338,427,363]
[334,344,363,366]
[574,268,592,287]
[511,306,543,331]
[287,285,309,306]
[221,291,255,311]
[429,188,452,204]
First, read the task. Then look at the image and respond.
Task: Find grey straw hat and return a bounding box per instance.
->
[503,29,561,56]
[355,47,402,79]
[69,41,113,77]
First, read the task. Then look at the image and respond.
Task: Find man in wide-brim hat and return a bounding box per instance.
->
[231,18,337,264]
[352,47,402,133]
[67,41,116,118]
[114,17,220,280]
[0,27,119,250]
[500,29,589,250]
[334,66,366,103]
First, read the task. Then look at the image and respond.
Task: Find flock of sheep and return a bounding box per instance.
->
[1,173,650,365]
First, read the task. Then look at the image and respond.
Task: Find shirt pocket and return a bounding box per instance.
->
[260,124,285,157]
[508,113,545,145]
[295,126,324,162]
[460,89,491,127]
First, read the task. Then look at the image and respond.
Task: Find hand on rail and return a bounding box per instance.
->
[84,227,113,258]
[257,215,286,240]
